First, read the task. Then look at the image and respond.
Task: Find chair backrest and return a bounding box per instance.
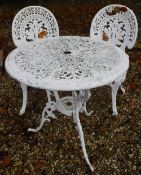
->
[12,6,59,47]
[90,4,138,50]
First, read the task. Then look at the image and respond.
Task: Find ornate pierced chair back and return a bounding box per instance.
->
[90,4,138,50]
[12,6,59,47]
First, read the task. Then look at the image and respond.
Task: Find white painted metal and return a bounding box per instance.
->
[90,4,138,50]
[90,4,138,114]
[12,6,59,47]
[72,90,94,172]
[12,6,59,114]
[19,82,27,115]
[5,36,129,91]
[5,36,129,172]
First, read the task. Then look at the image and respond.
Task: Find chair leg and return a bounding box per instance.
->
[19,82,27,115]
[111,81,120,116]
[110,72,127,115]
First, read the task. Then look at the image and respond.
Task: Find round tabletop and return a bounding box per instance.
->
[5,36,129,91]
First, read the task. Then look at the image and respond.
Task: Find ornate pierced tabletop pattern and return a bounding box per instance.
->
[5,36,129,91]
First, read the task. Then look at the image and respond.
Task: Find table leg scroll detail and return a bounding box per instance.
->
[28,102,56,132]
[80,90,93,116]
[120,84,125,94]
[73,91,94,172]
[81,102,93,116]
[19,82,27,115]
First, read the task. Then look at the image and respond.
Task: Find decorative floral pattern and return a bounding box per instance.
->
[5,36,129,91]
[90,5,138,50]
[12,6,59,47]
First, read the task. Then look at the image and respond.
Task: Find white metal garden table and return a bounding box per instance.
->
[5,36,129,172]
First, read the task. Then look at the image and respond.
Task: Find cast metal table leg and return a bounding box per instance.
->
[28,89,94,171]
[73,90,94,172]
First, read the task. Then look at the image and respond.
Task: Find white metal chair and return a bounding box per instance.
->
[12,6,59,115]
[90,4,138,115]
